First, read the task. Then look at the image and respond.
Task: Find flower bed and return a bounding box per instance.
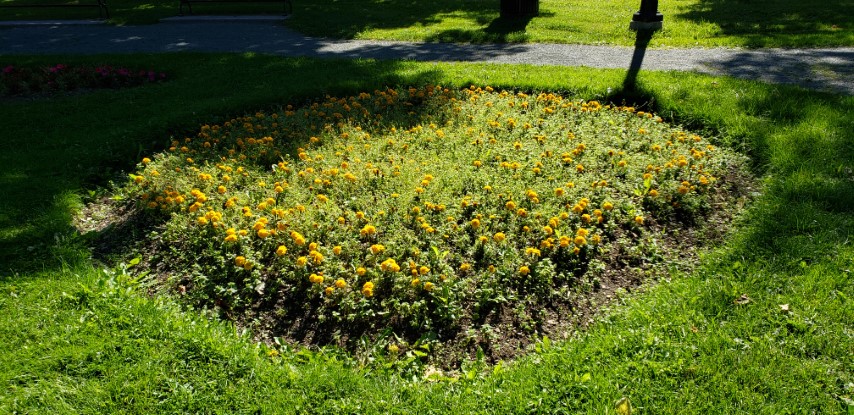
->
[124,85,750,365]
[1,64,166,97]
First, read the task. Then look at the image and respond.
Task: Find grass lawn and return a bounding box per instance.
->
[1,0,852,47]
[0,54,852,413]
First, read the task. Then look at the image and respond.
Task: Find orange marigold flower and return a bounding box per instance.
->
[290,231,306,245]
[361,281,374,297]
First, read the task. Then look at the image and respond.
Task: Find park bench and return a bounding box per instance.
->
[179,0,291,16]
[0,0,109,19]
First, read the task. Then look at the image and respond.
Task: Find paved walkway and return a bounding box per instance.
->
[1,19,852,94]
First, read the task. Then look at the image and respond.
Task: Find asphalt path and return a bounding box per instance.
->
[1,19,851,94]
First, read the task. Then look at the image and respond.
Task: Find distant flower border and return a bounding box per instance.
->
[1,64,167,97]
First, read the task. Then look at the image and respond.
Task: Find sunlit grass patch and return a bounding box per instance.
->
[119,85,751,366]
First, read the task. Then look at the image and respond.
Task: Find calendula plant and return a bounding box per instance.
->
[125,85,748,361]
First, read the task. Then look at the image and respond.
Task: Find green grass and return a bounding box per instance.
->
[1,55,853,413]
[1,0,852,47]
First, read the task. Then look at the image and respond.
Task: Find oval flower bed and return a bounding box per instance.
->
[122,85,751,367]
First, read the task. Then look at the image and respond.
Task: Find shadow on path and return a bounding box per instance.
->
[698,48,854,95]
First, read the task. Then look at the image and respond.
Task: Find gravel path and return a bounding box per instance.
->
[1,19,852,94]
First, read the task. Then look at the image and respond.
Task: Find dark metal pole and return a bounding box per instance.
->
[630,0,663,30]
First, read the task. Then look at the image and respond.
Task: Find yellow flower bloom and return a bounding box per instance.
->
[361,281,374,297]
[493,232,506,243]
[334,278,347,289]
[370,244,385,255]
[290,231,306,246]
[296,256,308,267]
[519,265,530,276]
[423,282,435,292]
[526,189,538,200]
[276,245,288,256]
[635,215,645,225]
[380,258,401,273]
[356,267,367,276]
[360,224,377,237]
[235,256,247,266]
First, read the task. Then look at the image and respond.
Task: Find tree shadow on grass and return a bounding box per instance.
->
[425,11,555,43]
[675,0,853,47]
[287,0,553,42]
[0,55,444,278]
